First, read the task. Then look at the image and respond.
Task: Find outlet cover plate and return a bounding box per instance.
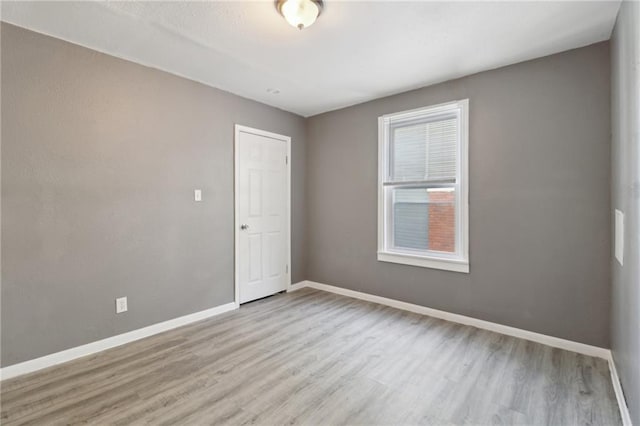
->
[116,297,128,314]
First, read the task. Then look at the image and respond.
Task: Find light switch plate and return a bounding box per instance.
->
[194,189,202,202]
[116,297,128,314]
[615,209,624,266]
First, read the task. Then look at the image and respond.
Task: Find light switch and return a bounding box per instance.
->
[194,189,202,202]
[615,209,624,265]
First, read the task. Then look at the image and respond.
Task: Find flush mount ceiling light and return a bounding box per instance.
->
[276,0,323,30]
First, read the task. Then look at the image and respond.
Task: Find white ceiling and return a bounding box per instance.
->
[1,1,621,117]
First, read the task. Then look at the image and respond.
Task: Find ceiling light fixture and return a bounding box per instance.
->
[276,0,323,30]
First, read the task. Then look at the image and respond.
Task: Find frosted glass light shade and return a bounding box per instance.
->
[277,0,322,30]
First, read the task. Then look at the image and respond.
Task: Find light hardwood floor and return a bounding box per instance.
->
[0,288,621,425]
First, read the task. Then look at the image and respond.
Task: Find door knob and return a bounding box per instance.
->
[240,224,249,230]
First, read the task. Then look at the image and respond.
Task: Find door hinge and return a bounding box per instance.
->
[285,155,288,165]
[286,264,289,273]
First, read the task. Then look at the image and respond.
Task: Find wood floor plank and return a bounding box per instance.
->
[0,288,622,425]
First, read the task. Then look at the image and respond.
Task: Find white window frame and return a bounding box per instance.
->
[377,99,469,273]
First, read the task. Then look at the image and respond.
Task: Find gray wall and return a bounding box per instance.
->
[611,1,640,423]
[306,42,611,347]
[0,23,307,367]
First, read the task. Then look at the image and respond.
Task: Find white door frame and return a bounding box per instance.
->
[234,124,292,305]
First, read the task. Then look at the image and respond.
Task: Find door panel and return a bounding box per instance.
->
[266,232,282,277]
[249,169,262,217]
[237,128,289,304]
[248,234,262,283]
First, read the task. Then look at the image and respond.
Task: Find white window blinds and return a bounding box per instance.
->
[388,114,458,184]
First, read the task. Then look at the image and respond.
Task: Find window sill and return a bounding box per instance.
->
[377,251,469,273]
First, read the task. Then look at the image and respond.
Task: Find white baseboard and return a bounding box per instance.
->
[287,281,309,292]
[292,280,634,424]
[4,281,632,425]
[0,301,238,381]
[292,280,609,358]
[608,353,633,426]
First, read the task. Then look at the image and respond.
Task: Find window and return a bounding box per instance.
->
[378,99,469,273]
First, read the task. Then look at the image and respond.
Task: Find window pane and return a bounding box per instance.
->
[427,118,458,181]
[392,187,456,253]
[393,187,429,250]
[390,116,457,182]
[391,124,427,182]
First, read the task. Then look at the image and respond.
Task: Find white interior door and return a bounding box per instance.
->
[235,125,290,304]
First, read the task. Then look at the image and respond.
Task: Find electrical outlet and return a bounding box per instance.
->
[116,297,128,314]
[194,189,202,202]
